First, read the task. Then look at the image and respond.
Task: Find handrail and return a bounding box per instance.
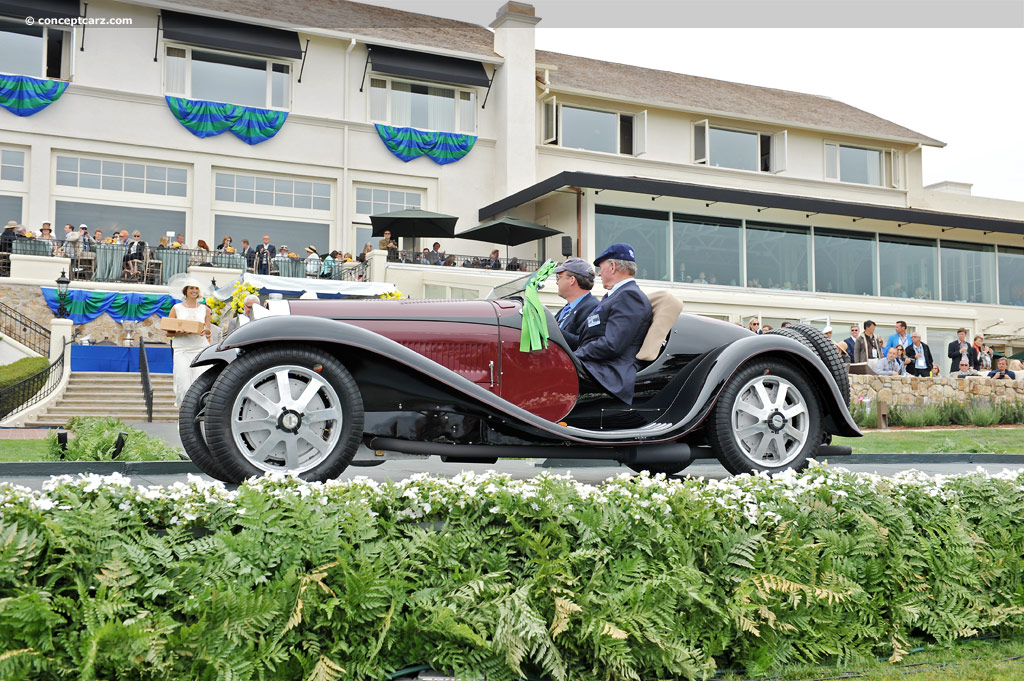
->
[138,336,153,423]
[0,300,51,356]
[0,340,67,420]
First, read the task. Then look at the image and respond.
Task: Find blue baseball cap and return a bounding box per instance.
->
[594,243,636,266]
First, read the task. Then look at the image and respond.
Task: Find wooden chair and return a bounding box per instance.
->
[144,249,163,285]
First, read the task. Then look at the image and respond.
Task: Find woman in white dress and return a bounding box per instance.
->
[166,278,212,407]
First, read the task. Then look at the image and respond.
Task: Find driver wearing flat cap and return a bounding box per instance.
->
[575,243,652,405]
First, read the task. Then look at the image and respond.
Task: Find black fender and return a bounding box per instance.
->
[191,344,239,370]
[662,334,860,438]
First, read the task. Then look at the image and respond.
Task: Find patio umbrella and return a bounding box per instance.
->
[369,209,458,239]
[1008,350,1024,361]
[456,217,560,258]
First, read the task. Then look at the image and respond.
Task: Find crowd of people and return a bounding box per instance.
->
[375,233,531,271]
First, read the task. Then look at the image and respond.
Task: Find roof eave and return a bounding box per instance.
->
[543,83,945,148]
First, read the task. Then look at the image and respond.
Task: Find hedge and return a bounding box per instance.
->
[0,357,50,391]
[1,465,1023,680]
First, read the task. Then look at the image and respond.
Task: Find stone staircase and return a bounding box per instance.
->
[26,372,178,427]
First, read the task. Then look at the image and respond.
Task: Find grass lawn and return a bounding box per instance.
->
[718,637,1024,680]
[836,427,1024,454]
[0,439,53,462]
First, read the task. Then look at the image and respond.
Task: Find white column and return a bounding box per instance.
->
[490,2,540,198]
[49,318,74,360]
[28,142,53,232]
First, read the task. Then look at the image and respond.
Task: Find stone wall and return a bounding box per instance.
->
[0,283,170,351]
[851,374,1024,407]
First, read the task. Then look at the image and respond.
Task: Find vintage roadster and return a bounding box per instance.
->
[180,267,859,483]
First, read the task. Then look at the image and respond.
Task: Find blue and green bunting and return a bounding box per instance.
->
[375,124,476,165]
[41,289,179,325]
[0,73,69,117]
[165,96,288,145]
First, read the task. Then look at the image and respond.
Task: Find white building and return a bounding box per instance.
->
[2,0,1023,362]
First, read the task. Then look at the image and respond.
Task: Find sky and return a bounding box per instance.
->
[355,1,1024,202]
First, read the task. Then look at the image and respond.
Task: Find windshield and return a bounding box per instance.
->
[485,259,554,300]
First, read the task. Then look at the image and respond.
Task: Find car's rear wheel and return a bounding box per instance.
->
[204,345,364,483]
[786,323,851,406]
[708,359,823,475]
[178,368,232,482]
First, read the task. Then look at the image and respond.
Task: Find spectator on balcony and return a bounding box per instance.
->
[356,242,373,264]
[239,239,255,270]
[507,257,522,272]
[319,250,337,278]
[93,228,103,244]
[61,223,74,244]
[418,247,431,264]
[342,252,354,263]
[216,235,233,252]
[443,255,457,267]
[378,230,398,262]
[747,318,761,334]
[255,234,275,274]
[427,241,445,265]
[157,235,170,249]
[305,245,321,276]
[974,335,992,371]
[124,230,146,279]
[78,225,93,251]
[485,249,502,270]
[842,324,859,363]
[119,230,131,245]
[274,245,291,267]
[0,221,15,252]
[175,233,186,248]
[988,356,1016,380]
[38,224,55,246]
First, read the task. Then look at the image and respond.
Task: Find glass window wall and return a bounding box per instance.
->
[0,195,22,226]
[997,246,1024,306]
[595,205,669,282]
[214,215,329,256]
[839,146,882,186]
[671,213,741,286]
[0,18,43,77]
[191,50,267,108]
[814,228,876,296]
[54,200,186,247]
[745,221,810,291]
[940,241,996,304]
[879,235,936,299]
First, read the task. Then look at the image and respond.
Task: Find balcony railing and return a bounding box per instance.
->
[389,252,541,272]
[3,240,369,285]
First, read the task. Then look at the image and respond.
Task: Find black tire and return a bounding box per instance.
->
[766,326,815,352]
[178,368,232,482]
[204,345,364,483]
[786,323,851,406]
[708,358,823,476]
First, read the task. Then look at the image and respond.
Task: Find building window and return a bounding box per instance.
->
[54,200,186,248]
[813,228,877,296]
[824,143,889,186]
[940,241,996,304]
[164,45,290,109]
[0,195,22,226]
[0,17,72,80]
[671,214,742,287]
[879,235,937,299]
[214,215,329,256]
[745,222,810,291]
[997,246,1024,306]
[369,77,476,133]
[595,205,669,281]
[215,172,330,211]
[56,155,188,197]
[1,150,25,183]
[693,121,786,173]
[354,186,423,254]
[546,101,645,156]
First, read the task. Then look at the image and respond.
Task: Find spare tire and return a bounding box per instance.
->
[785,323,851,406]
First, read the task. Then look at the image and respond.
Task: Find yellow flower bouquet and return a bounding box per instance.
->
[230,281,261,314]
[288,252,298,259]
[225,246,236,254]
[204,295,227,325]
[379,290,404,300]
[25,232,35,239]
[170,242,181,249]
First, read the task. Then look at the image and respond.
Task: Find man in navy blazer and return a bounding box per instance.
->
[576,243,653,405]
[553,258,598,351]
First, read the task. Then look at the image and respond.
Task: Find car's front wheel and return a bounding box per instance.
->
[178,368,231,481]
[708,359,822,475]
[204,345,364,483]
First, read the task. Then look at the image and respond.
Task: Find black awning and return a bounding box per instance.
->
[0,0,79,20]
[478,171,1024,237]
[161,10,302,60]
[368,45,490,88]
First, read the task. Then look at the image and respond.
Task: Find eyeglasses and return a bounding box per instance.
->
[750,322,760,326]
